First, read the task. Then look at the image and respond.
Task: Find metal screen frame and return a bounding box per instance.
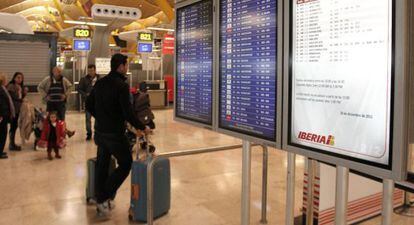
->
[282,0,409,180]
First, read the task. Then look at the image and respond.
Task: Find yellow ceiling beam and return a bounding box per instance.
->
[75,0,89,17]
[44,6,63,31]
[153,0,174,22]
[52,0,66,22]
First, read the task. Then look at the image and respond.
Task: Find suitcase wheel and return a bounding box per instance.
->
[86,197,96,205]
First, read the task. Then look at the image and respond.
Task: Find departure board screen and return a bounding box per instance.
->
[290,0,393,166]
[175,0,213,125]
[219,0,278,141]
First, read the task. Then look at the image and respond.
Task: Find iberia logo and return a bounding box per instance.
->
[298,131,335,146]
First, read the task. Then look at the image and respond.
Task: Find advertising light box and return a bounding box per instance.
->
[284,0,409,179]
[175,0,214,126]
[218,0,282,145]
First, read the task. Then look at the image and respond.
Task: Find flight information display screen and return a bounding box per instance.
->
[219,0,278,141]
[289,0,393,166]
[175,0,213,125]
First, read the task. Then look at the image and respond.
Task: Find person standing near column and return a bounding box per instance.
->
[0,73,16,159]
[6,72,27,151]
[38,67,72,121]
[78,64,100,140]
[86,54,150,218]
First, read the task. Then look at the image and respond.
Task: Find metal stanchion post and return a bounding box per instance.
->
[395,144,414,216]
[260,145,269,224]
[334,166,349,225]
[382,179,395,225]
[241,140,252,225]
[305,159,315,225]
[285,153,296,225]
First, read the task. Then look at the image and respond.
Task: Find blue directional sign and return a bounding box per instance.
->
[73,39,91,51]
[138,43,153,53]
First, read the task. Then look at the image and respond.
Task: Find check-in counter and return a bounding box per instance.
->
[144,80,168,109]
[24,92,80,111]
[148,89,167,108]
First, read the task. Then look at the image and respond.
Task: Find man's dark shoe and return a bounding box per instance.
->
[67,130,76,138]
[0,154,8,159]
[9,144,22,151]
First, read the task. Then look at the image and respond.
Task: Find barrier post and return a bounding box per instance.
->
[382,179,395,225]
[285,152,296,225]
[260,145,269,224]
[305,159,316,225]
[334,166,349,225]
[241,140,252,225]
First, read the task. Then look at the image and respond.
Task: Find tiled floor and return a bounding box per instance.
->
[0,109,413,225]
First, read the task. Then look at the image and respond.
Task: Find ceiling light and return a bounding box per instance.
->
[147,27,175,32]
[64,20,85,25]
[87,22,108,27]
[64,20,107,27]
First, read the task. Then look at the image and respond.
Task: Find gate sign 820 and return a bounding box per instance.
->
[74,28,91,38]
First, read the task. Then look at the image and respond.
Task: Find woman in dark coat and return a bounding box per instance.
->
[0,73,16,159]
[7,72,27,151]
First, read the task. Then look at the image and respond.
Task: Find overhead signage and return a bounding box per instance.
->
[73,39,91,51]
[138,32,154,42]
[175,0,213,126]
[74,28,91,38]
[218,0,278,142]
[289,0,393,166]
[162,34,175,55]
[138,43,153,53]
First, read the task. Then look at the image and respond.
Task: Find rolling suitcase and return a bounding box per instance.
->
[86,157,116,204]
[129,136,170,222]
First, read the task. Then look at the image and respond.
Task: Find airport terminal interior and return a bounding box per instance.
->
[0,0,414,225]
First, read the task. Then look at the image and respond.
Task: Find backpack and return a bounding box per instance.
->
[133,92,155,125]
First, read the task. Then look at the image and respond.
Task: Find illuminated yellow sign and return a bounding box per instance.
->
[138,33,153,42]
[74,28,91,38]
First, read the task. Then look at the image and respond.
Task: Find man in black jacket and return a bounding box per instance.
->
[86,54,149,218]
[78,64,100,140]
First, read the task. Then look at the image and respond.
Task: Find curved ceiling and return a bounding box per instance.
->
[0,0,174,32]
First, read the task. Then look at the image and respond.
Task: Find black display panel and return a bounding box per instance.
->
[219,0,278,141]
[175,0,213,125]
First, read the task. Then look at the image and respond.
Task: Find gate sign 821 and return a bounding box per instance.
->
[138,32,154,42]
